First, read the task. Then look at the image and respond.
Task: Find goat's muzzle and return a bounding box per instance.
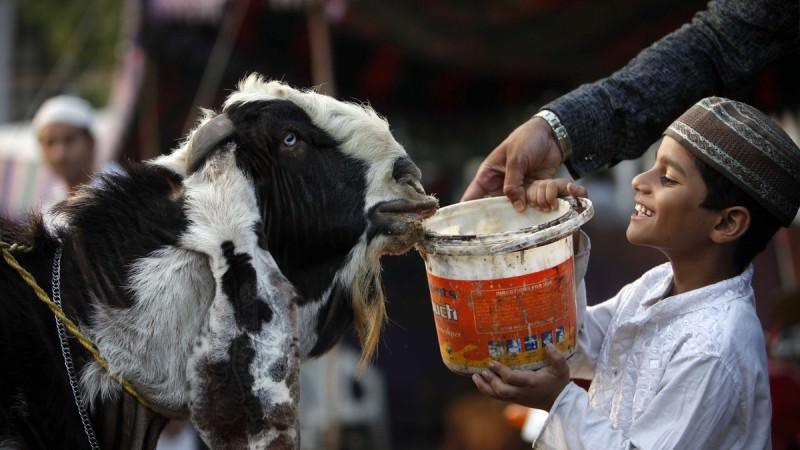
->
[370,196,439,255]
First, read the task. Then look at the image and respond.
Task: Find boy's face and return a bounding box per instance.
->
[626,136,720,255]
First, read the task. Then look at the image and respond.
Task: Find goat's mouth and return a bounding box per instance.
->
[368,197,439,255]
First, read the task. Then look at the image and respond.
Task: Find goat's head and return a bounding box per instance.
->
[180,74,438,363]
[0,75,437,449]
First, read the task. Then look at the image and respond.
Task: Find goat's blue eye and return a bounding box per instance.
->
[283,132,297,146]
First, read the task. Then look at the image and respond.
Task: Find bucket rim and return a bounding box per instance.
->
[419,196,593,256]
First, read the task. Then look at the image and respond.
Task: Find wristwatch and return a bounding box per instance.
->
[534,109,573,162]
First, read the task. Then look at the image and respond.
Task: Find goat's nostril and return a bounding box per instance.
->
[410,179,426,195]
[398,175,425,195]
[392,157,424,191]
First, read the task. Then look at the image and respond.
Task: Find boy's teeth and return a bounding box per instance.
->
[635,203,653,217]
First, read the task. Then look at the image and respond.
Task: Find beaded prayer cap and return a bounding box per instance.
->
[664,97,800,227]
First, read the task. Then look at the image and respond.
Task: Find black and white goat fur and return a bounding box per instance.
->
[0,74,438,449]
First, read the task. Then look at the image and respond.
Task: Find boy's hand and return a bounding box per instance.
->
[525,179,587,212]
[471,343,571,411]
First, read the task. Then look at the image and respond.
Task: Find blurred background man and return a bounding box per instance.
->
[31,95,96,201]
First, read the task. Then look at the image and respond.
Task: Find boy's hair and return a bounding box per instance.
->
[664,97,800,227]
[695,157,780,272]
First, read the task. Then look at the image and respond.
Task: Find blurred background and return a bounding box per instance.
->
[1,1,799,449]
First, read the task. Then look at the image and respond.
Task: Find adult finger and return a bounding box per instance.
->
[500,120,543,211]
[503,152,528,212]
[462,163,501,202]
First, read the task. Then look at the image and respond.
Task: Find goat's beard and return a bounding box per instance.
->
[347,217,434,367]
[347,249,387,369]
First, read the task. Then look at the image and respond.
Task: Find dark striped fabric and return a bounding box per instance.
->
[664,96,800,226]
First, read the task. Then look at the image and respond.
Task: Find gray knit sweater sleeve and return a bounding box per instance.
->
[544,0,800,178]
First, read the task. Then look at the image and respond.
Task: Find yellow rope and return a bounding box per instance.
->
[1,241,154,411]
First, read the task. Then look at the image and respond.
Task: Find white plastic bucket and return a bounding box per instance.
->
[417,196,593,375]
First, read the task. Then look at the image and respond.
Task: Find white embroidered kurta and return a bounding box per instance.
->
[535,259,772,449]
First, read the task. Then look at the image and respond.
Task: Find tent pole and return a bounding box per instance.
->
[307,5,336,97]
[0,0,17,123]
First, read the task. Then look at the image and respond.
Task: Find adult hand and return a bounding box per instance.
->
[461,117,564,212]
[471,343,570,411]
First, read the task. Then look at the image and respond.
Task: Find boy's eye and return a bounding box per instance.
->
[660,176,676,185]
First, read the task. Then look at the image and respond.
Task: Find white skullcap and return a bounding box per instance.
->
[32,95,95,137]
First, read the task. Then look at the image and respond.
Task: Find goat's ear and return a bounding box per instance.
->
[186,114,236,174]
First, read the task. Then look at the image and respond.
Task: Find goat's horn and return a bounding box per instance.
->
[187,114,236,174]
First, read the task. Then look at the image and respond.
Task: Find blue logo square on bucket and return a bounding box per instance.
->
[488,341,504,357]
[524,335,539,351]
[506,339,522,354]
[542,331,554,346]
[555,326,566,343]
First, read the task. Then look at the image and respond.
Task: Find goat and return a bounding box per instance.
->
[0,74,438,449]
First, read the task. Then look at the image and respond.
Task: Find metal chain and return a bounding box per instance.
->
[52,246,101,450]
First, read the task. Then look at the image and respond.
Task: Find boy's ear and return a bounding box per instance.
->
[710,206,750,243]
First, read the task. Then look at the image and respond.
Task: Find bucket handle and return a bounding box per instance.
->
[482,196,593,254]
[421,197,594,256]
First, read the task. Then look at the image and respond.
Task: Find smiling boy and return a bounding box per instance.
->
[472,97,800,449]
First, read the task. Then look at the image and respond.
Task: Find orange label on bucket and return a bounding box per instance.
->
[427,257,576,374]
